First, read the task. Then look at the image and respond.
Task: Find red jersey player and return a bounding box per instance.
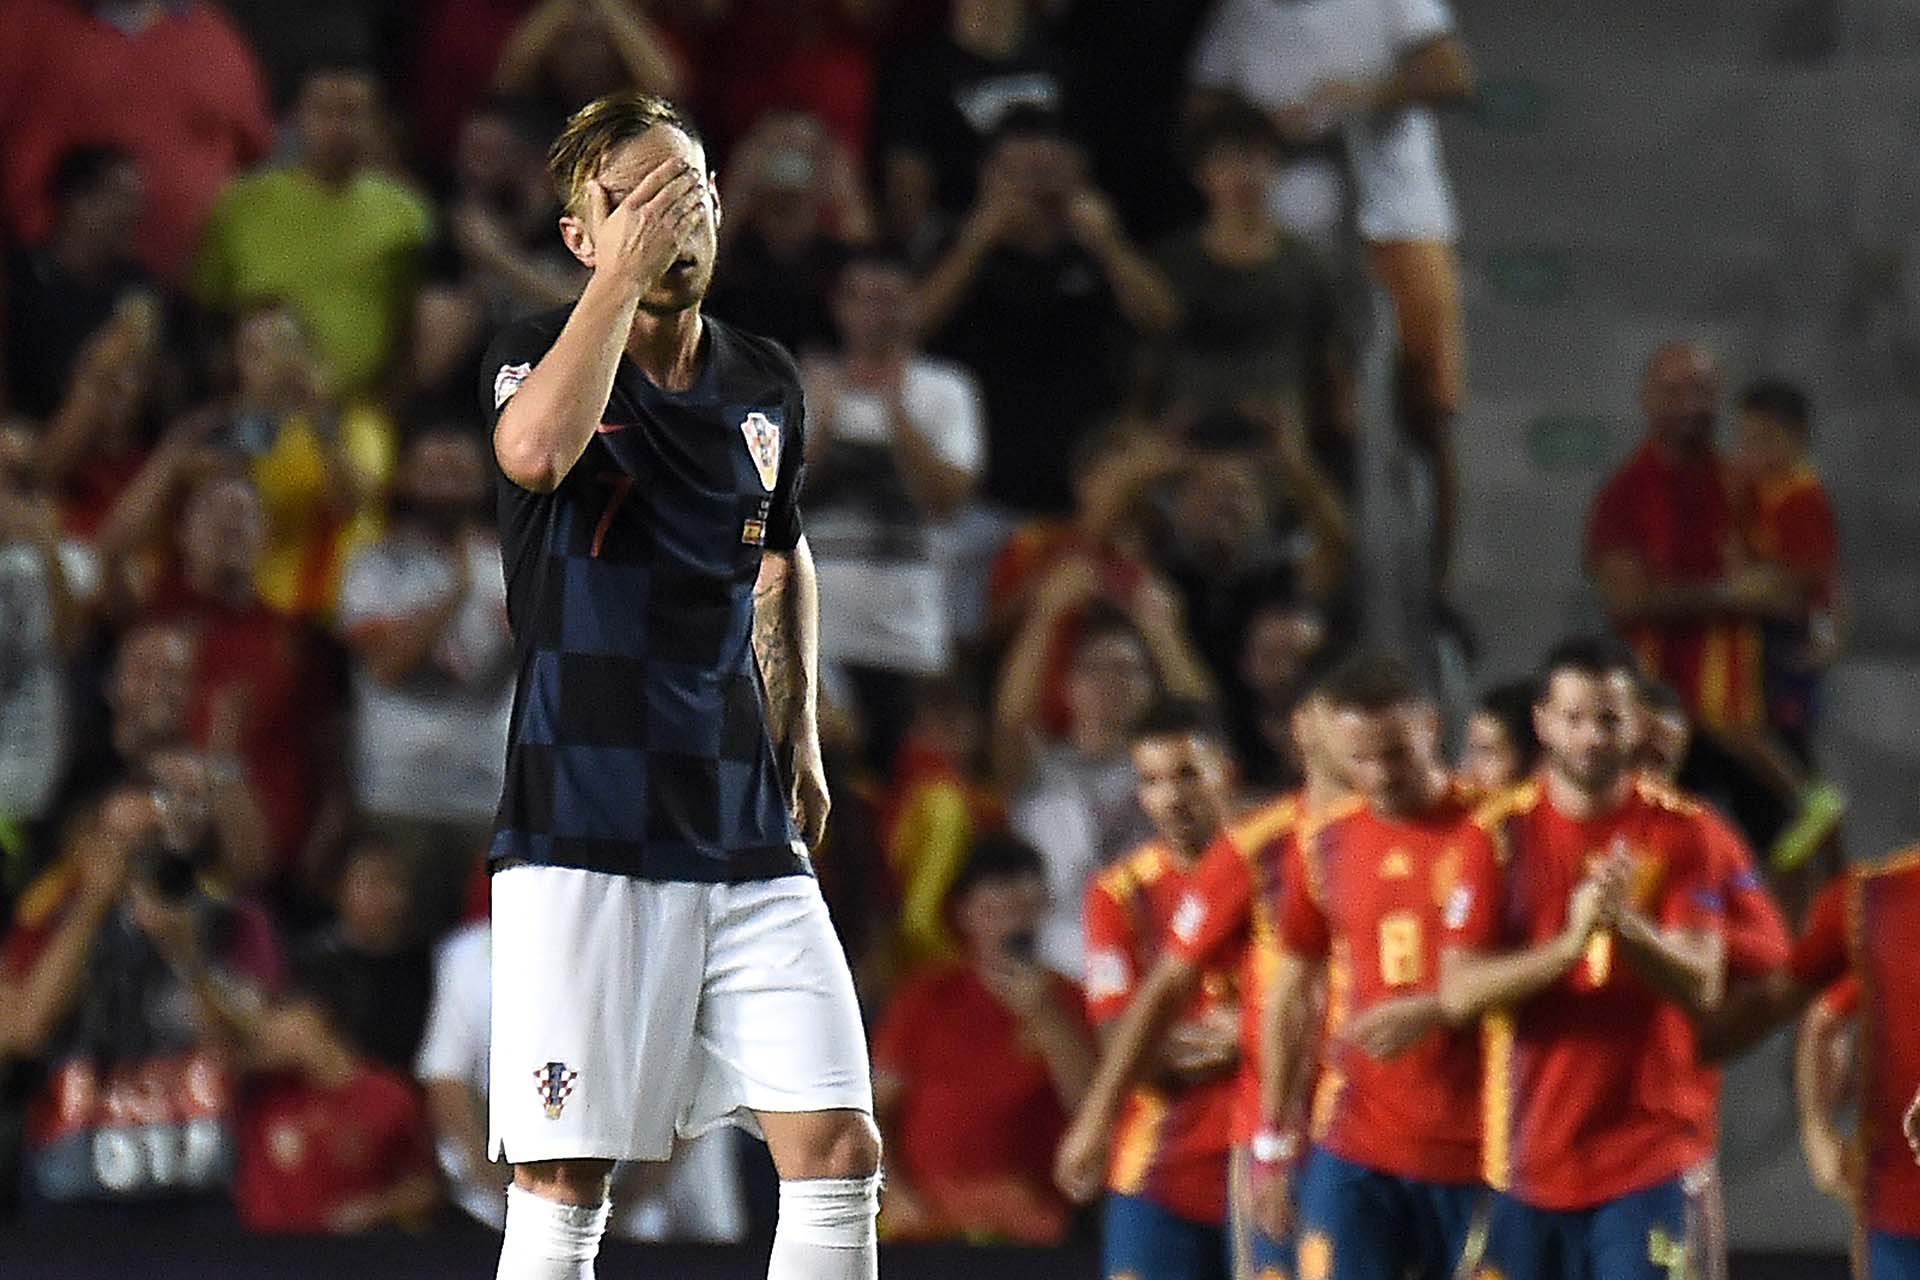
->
[1057,685,1346,1277]
[1708,861,1920,1277]
[1439,636,1725,1280]
[1629,675,1791,1280]
[1254,649,1486,1280]
[1082,699,1250,1279]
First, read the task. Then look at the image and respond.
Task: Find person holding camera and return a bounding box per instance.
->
[870,833,1095,1246]
[704,109,876,357]
[0,784,281,1217]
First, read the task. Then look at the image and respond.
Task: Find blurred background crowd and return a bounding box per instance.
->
[0,0,1888,1266]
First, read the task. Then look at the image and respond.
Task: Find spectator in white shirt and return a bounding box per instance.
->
[336,426,512,925]
[1189,0,1475,591]
[416,914,748,1241]
[803,251,987,769]
[0,423,86,829]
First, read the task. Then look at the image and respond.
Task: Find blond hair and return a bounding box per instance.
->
[547,92,700,216]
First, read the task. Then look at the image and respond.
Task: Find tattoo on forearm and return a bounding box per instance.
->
[753,574,795,744]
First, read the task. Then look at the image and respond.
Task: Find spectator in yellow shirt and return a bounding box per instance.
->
[193,60,431,400]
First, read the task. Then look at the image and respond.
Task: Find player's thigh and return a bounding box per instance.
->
[1293,1148,1412,1280]
[689,875,875,1167]
[1477,1192,1572,1280]
[489,866,706,1164]
[1104,1192,1231,1280]
[1226,1144,1293,1280]
[1587,1178,1689,1280]
[1868,1230,1920,1280]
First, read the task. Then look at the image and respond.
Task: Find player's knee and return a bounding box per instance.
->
[514,1157,615,1205]
[783,1111,882,1181]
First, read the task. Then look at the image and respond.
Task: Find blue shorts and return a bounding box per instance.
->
[1869,1229,1920,1279]
[1483,1178,1689,1280]
[1104,1192,1232,1280]
[1293,1146,1486,1280]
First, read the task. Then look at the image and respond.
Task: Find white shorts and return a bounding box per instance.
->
[489,866,873,1164]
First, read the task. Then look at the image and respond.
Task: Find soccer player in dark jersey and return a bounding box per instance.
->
[1439,637,1726,1280]
[1253,650,1486,1280]
[479,92,877,1280]
[1080,699,1246,1280]
[1057,687,1346,1278]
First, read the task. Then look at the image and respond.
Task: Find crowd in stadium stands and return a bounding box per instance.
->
[0,0,1872,1264]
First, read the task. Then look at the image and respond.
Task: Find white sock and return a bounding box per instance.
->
[496,1183,611,1280]
[767,1175,880,1280]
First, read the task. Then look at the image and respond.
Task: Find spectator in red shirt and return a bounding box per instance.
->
[1586,342,1812,852]
[696,0,873,170]
[409,0,542,158]
[0,0,274,281]
[872,833,1095,1245]
[107,461,346,897]
[156,906,439,1235]
[1730,378,1844,766]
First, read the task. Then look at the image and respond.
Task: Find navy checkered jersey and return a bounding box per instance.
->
[481,307,810,882]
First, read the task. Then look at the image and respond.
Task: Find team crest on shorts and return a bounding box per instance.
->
[494,362,532,409]
[535,1061,579,1119]
[1298,1230,1333,1280]
[740,411,781,490]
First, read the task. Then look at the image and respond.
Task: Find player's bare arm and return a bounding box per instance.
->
[1597,844,1726,1012]
[1251,946,1323,1239]
[1438,873,1608,1023]
[1340,991,1446,1061]
[494,160,706,491]
[1053,951,1201,1203]
[754,537,829,848]
[1612,912,1725,1013]
[1696,968,1815,1062]
[1794,993,1855,1198]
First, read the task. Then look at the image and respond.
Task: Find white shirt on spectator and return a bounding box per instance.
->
[1190,0,1460,243]
[337,531,514,824]
[809,357,985,676]
[416,921,747,1241]
[0,542,90,820]
[1010,745,1153,978]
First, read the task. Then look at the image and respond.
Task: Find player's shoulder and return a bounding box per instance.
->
[1472,778,1543,830]
[1632,773,1704,820]
[1225,792,1306,854]
[1092,842,1160,901]
[1860,843,1920,884]
[707,316,803,394]
[487,304,572,363]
